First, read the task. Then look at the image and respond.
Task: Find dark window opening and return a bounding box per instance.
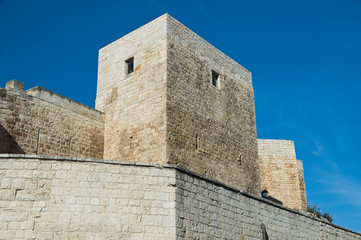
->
[126,57,134,74]
[212,71,219,88]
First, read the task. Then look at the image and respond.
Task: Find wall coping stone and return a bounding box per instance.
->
[0,153,360,236]
[25,86,104,120]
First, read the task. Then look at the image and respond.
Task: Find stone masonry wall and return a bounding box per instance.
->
[166,15,260,195]
[0,155,176,239]
[175,165,361,240]
[96,14,260,194]
[1,155,359,240]
[96,15,168,163]
[0,86,104,159]
[257,139,306,210]
[297,159,307,211]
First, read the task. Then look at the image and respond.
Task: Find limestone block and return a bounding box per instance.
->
[5,80,24,92]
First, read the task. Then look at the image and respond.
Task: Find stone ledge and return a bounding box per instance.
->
[24,86,104,120]
[0,154,173,169]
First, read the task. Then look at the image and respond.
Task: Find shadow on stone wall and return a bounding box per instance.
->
[0,123,25,154]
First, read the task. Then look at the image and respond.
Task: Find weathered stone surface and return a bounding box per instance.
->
[166,15,260,195]
[297,159,307,210]
[5,80,24,92]
[0,156,177,239]
[96,15,167,164]
[0,155,359,240]
[0,87,104,159]
[175,164,360,239]
[258,139,307,211]
[96,13,260,195]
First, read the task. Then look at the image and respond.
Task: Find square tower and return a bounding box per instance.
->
[96,14,260,195]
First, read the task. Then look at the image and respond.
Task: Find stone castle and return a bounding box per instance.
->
[0,14,360,239]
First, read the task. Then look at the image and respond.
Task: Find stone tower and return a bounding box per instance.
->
[258,139,307,210]
[96,14,260,195]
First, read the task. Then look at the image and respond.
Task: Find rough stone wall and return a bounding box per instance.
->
[0,156,176,239]
[96,15,168,163]
[175,167,361,240]
[0,86,104,159]
[166,15,260,195]
[96,14,260,194]
[257,139,306,210]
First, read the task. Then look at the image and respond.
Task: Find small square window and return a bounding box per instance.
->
[125,57,134,74]
[212,71,219,88]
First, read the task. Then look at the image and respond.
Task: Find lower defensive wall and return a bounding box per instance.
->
[0,154,360,239]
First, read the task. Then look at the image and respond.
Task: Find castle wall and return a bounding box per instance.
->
[257,139,306,210]
[166,15,260,195]
[0,86,104,159]
[1,155,359,240]
[175,165,361,240]
[0,155,176,239]
[96,15,168,163]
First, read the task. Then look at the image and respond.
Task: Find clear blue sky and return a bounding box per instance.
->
[1,0,360,233]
